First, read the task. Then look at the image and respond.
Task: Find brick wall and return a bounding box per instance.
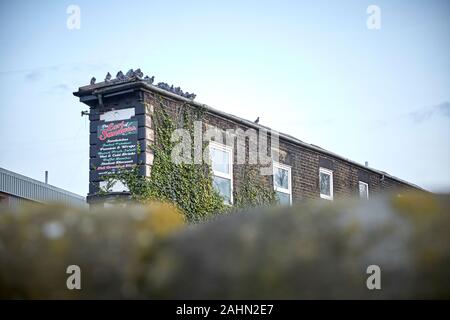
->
[76,80,421,203]
[142,90,419,203]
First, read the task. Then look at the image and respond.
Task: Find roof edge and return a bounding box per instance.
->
[0,167,86,200]
[74,80,426,191]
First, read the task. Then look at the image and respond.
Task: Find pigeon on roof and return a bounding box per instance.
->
[105,72,112,82]
[134,69,143,79]
[125,69,134,78]
[116,71,126,80]
[90,77,96,85]
[144,75,155,84]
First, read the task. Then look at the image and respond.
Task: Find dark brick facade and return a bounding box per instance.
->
[74,76,422,204]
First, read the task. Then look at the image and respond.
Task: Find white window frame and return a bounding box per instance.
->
[319,167,333,200]
[359,181,369,199]
[209,141,233,204]
[273,161,292,205]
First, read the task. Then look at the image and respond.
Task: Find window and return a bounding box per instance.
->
[209,141,233,204]
[319,167,333,200]
[359,181,369,199]
[273,162,292,205]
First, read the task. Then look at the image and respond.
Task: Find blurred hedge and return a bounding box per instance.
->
[0,193,449,299]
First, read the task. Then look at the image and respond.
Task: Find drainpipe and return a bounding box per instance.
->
[97,93,104,109]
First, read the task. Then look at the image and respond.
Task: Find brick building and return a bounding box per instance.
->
[74,70,423,205]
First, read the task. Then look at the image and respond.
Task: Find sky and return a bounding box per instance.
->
[0,0,449,196]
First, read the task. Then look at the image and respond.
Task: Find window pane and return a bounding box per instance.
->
[320,172,331,196]
[359,182,368,199]
[276,191,290,205]
[210,147,230,174]
[213,175,231,204]
[274,167,289,189]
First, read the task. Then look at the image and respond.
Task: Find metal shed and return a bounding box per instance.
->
[0,167,86,208]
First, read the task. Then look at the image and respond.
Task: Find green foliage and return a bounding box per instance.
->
[102,97,226,222]
[234,164,278,209]
[101,96,278,221]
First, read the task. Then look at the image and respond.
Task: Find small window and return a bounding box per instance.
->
[319,167,333,200]
[273,162,292,205]
[359,181,369,199]
[209,141,233,204]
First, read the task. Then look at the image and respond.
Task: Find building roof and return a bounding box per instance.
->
[0,167,86,206]
[74,73,425,191]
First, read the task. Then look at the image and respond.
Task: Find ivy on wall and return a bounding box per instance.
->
[234,164,278,210]
[101,96,278,222]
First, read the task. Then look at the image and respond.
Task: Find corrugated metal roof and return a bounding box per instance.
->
[0,167,86,206]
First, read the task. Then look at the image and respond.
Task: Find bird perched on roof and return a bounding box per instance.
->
[254,117,260,124]
[105,72,112,82]
[144,75,155,84]
[134,68,143,79]
[157,82,170,90]
[90,77,96,85]
[116,71,125,80]
[126,69,134,78]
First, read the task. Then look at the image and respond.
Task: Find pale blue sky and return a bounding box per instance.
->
[0,0,449,195]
